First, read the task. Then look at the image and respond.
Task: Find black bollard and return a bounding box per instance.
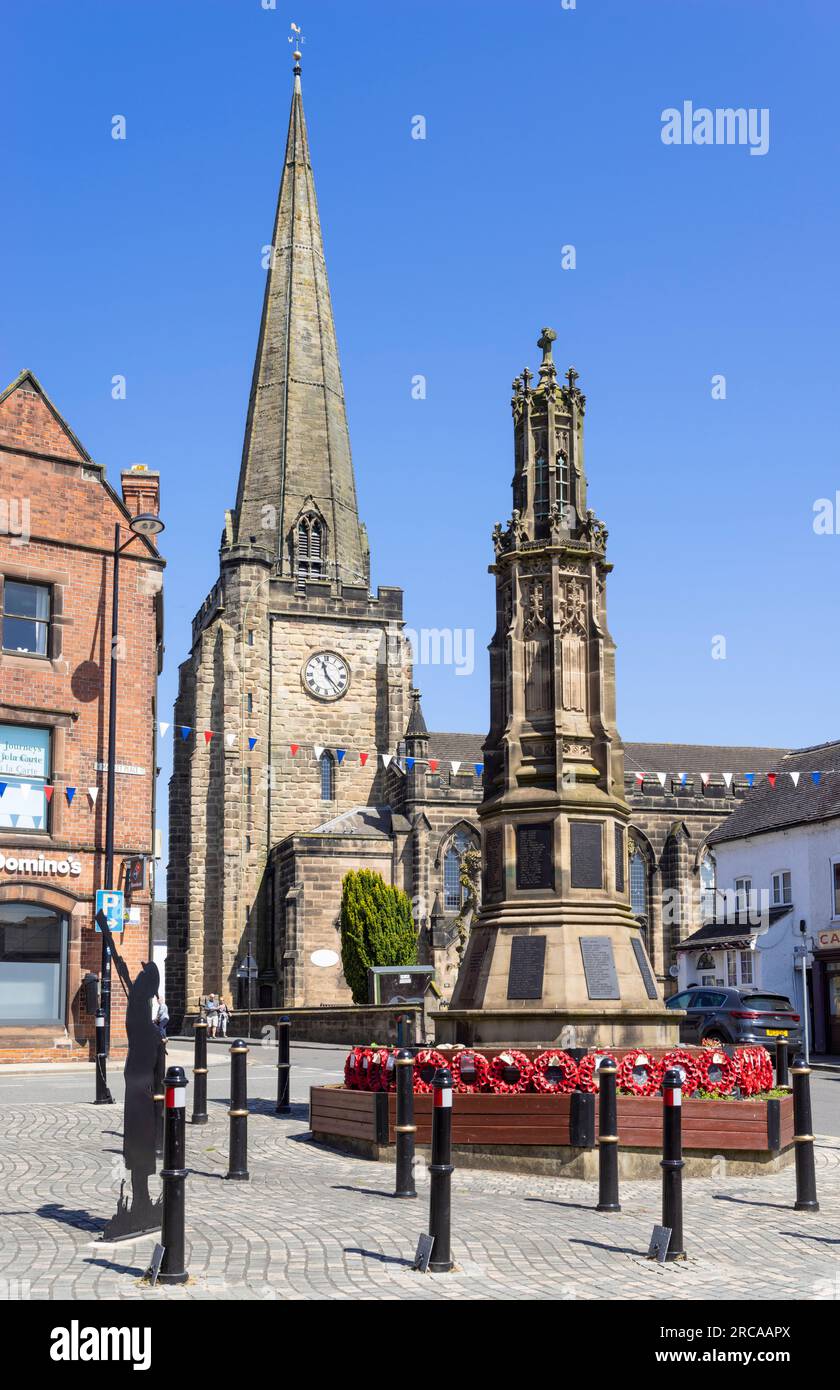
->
[660,1067,686,1261]
[153,1036,166,1159]
[428,1066,454,1272]
[791,1056,819,1212]
[394,1049,417,1199]
[596,1055,620,1212]
[226,1040,250,1181]
[192,1019,208,1125]
[396,1014,409,1049]
[94,1008,113,1105]
[158,1065,189,1285]
[775,1036,790,1089]
[275,1016,291,1115]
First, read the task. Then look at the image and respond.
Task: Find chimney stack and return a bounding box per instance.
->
[121,464,160,520]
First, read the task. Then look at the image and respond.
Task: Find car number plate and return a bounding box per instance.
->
[766,1029,788,1037]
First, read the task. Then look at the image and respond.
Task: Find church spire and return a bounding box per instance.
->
[232,46,369,590]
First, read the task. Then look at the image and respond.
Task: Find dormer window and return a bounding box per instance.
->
[296,513,325,580]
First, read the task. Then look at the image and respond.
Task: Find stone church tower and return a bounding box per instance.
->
[437,330,676,1047]
[167,57,410,1023]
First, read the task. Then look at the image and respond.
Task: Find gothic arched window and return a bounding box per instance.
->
[630,847,649,921]
[534,455,549,524]
[297,513,325,580]
[557,452,569,518]
[320,750,335,801]
[699,852,717,921]
[443,828,475,913]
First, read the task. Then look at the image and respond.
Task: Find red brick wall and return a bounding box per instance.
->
[0,375,164,1056]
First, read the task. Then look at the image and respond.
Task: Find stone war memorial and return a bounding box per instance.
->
[434,329,677,1051]
[311,329,797,1181]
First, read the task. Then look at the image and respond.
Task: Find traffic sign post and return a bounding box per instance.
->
[95,890,125,935]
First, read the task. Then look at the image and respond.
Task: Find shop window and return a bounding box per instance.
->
[0,902,67,1025]
[832,860,840,919]
[0,724,51,832]
[739,949,754,985]
[726,950,738,986]
[1,580,50,656]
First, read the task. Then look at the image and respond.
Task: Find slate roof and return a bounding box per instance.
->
[674,906,793,951]
[708,740,840,844]
[426,735,790,777]
[310,805,398,838]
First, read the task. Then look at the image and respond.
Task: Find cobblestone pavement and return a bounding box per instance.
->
[1,1094,839,1302]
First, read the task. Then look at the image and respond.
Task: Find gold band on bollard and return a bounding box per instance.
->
[228,1108,248,1117]
[599,1135,619,1143]
[193,1067,208,1075]
[395,1057,413,1066]
[394,1124,417,1134]
[794,1133,815,1142]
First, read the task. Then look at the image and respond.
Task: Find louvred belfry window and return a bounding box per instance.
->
[297,515,325,579]
[534,456,549,524]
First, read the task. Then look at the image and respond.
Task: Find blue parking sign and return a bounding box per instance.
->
[95,889,125,934]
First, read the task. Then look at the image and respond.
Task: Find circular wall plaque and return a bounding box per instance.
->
[310,949,339,968]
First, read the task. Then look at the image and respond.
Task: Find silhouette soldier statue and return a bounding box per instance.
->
[100,913,164,1240]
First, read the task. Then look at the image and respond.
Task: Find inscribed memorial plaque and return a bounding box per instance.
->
[515,822,554,890]
[631,937,659,1000]
[483,828,504,902]
[570,821,603,889]
[579,935,620,1000]
[506,935,546,1000]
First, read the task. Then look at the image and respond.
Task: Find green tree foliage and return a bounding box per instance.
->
[339,869,417,1004]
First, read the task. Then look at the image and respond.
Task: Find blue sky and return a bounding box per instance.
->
[4,1,840,865]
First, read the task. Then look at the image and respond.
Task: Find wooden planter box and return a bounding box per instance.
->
[309,1085,793,1155]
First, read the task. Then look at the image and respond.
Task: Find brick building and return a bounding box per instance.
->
[0,370,163,1061]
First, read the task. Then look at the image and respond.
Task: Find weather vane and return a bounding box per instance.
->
[288,21,305,60]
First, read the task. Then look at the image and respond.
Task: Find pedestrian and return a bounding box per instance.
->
[154,994,169,1039]
[205,993,219,1038]
[218,999,230,1038]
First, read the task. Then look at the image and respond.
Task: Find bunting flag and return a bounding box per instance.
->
[767,773,776,788]
[66,787,76,804]
[19,784,31,800]
[723,773,733,789]
[313,745,325,761]
[180,726,192,740]
[336,749,346,764]
[812,772,822,785]
[451,760,461,776]
[700,773,710,787]
[656,772,667,787]
[634,771,644,785]
[474,763,484,776]
[290,744,300,756]
[382,753,393,769]
[44,786,53,803]
[225,732,236,749]
[0,783,6,798]
[9,814,18,828]
[359,752,369,767]
[790,771,800,787]
[204,730,214,745]
[745,773,755,787]
[159,722,170,738]
[429,759,439,772]
[678,772,688,786]
[248,737,258,751]
[88,787,99,804]
[405,757,415,771]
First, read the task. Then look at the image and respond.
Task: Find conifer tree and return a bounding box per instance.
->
[339,869,417,1004]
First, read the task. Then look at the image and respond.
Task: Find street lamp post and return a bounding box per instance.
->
[97,512,164,1105]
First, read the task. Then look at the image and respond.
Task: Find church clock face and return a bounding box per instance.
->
[302,651,350,702]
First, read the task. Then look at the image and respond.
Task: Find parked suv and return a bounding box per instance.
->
[665,987,803,1051]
